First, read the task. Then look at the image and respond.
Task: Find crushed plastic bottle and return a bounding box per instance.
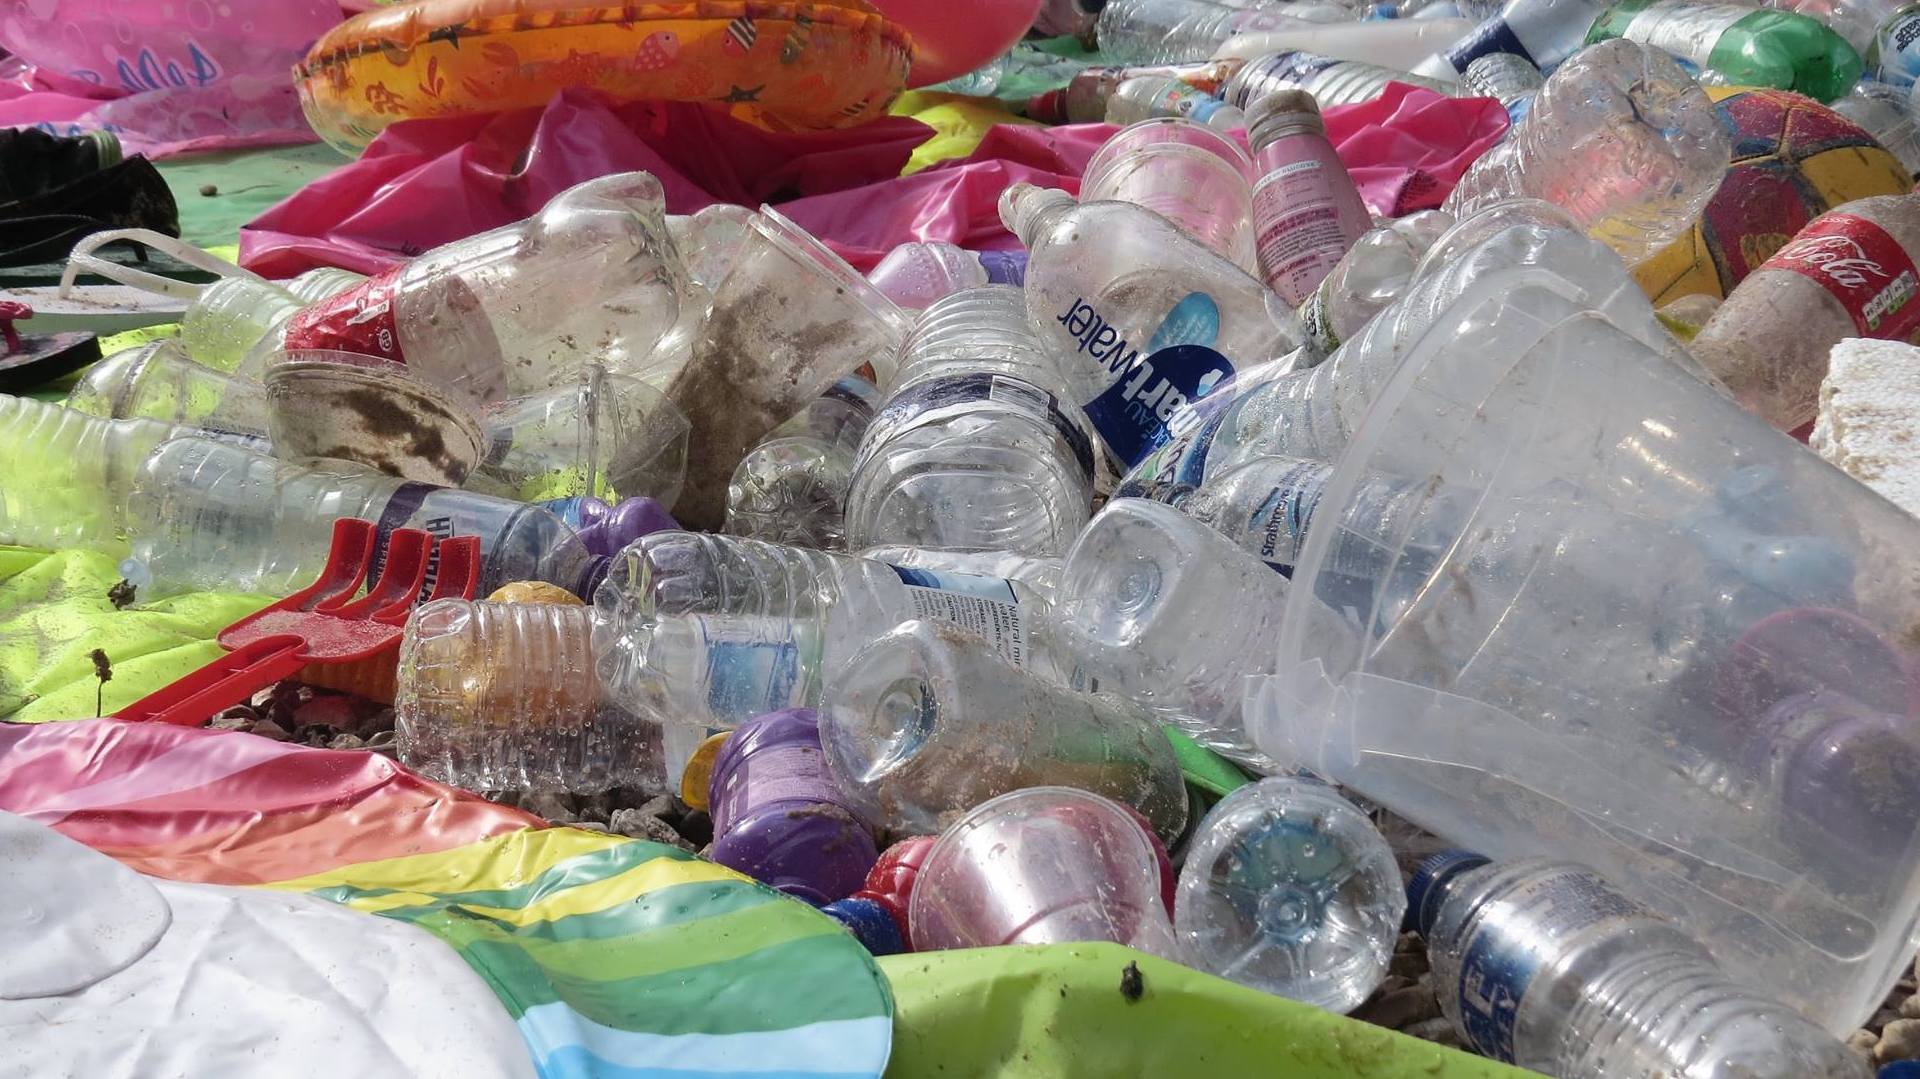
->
[1080,117,1259,271]
[1444,39,1731,265]
[845,286,1097,556]
[1175,777,1404,1013]
[1411,852,1871,1078]
[725,374,881,549]
[1585,0,1863,100]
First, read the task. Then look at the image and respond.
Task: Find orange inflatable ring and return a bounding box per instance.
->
[296,0,914,154]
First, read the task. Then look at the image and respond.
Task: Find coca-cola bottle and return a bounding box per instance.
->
[1688,192,1920,432]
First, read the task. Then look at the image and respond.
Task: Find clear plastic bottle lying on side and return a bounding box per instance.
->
[590,531,1052,731]
[1026,59,1248,124]
[1175,777,1404,1013]
[63,339,273,444]
[1829,78,1920,175]
[845,286,1098,556]
[1410,0,1606,79]
[1585,0,1863,101]
[1293,210,1455,363]
[395,598,662,793]
[0,395,177,553]
[1095,0,1316,65]
[1001,182,1301,469]
[1105,75,1248,129]
[1221,49,1458,109]
[820,619,1189,843]
[860,545,1065,604]
[1410,851,1872,1078]
[124,437,604,599]
[1443,39,1731,265]
[724,373,881,550]
[1459,51,1545,124]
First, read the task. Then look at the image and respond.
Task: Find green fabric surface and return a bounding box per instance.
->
[155,144,351,250]
[880,942,1529,1079]
[0,547,271,722]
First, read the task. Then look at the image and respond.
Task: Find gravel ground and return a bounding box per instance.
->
[222,680,1917,1065]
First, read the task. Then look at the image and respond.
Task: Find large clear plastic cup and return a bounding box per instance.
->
[1248,253,1920,1033]
[1080,117,1259,272]
[661,205,911,531]
[64,340,271,443]
[472,366,690,507]
[908,786,1178,955]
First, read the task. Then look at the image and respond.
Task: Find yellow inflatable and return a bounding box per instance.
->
[297,0,913,154]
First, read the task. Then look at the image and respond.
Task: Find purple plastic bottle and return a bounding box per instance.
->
[708,707,880,905]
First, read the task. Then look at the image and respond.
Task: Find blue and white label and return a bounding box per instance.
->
[1451,867,1652,1062]
[1084,344,1236,468]
[888,565,1029,666]
[1147,293,1223,353]
[1113,388,1236,504]
[1875,6,1920,87]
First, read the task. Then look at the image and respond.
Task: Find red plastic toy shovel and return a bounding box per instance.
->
[115,517,481,726]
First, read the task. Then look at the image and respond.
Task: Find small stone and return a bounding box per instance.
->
[1900,994,1920,1021]
[1876,1019,1920,1064]
[570,821,610,833]
[292,694,361,731]
[328,733,366,751]
[1875,1007,1903,1031]
[1388,949,1428,980]
[365,730,396,748]
[575,790,613,824]
[1352,983,1441,1030]
[521,791,576,824]
[1401,1016,1462,1048]
[632,793,677,819]
[198,183,218,197]
[1395,931,1423,953]
[607,808,695,851]
[1374,975,1415,996]
[1850,1029,1881,1058]
[361,708,397,735]
[209,706,257,731]
[246,719,292,742]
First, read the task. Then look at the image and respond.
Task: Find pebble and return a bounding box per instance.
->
[1850,1029,1881,1058]
[1877,1019,1920,1065]
[198,183,218,196]
[293,694,364,731]
[1388,949,1428,980]
[245,719,291,742]
[1353,981,1441,1030]
[208,706,256,731]
[328,733,365,751]
[1901,994,1920,1021]
[608,808,696,852]
[1401,1016,1463,1048]
[519,791,576,823]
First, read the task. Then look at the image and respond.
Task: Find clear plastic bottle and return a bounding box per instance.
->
[1050,498,1294,769]
[866,242,991,311]
[63,339,273,444]
[395,598,662,793]
[1459,51,1545,124]
[1175,777,1405,1013]
[845,287,1098,556]
[1246,90,1373,308]
[860,544,1066,603]
[1105,75,1248,128]
[590,531,1052,732]
[0,395,177,553]
[1586,0,1863,101]
[1830,78,1920,175]
[725,373,881,549]
[819,618,1190,842]
[281,171,696,405]
[1410,0,1607,79]
[1443,39,1731,266]
[123,436,604,599]
[1294,210,1455,363]
[1096,0,1315,64]
[1410,851,1872,1078]
[1001,183,1301,468]
[1026,59,1248,124]
[1220,49,1458,109]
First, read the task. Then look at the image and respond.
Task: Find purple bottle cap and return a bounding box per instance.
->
[977,249,1027,287]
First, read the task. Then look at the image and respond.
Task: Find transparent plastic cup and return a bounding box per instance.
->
[1247,246,1920,1033]
[264,349,486,487]
[867,241,991,312]
[64,339,271,443]
[472,366,690,507]
[908,786,1178,955]
[1080,117,1259,272]
[661,205,911,530]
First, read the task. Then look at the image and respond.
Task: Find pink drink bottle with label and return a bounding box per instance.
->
[1246,90,1373,308]
[1689,192,1920,432]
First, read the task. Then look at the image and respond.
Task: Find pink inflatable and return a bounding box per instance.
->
[875,0,1043,87]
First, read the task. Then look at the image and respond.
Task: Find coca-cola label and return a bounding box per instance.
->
[282,268,407,361]
[1765,214,1920,341]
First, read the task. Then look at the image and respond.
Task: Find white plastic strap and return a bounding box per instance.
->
[59,228,270,301]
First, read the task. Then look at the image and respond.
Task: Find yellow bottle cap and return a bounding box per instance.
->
[679,731,733,811]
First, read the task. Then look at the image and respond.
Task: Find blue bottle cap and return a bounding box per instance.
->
[1879,1062,1920,1079]
[822,896,905,956]
[1405,849,1491,935]
[977,249,1027,287]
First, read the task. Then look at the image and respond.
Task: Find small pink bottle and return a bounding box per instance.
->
[1247,90,1372,307]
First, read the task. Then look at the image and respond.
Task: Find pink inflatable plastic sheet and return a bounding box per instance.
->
[240,84,1505,276]
[0,0,340,156]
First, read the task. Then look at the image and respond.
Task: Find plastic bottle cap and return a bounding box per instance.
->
[678,731,733,811]
[821,896,907,955]
[1405,848,1491,935]
[1245,89,1326,153]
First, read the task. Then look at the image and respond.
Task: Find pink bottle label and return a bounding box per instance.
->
[1251,136,1371,308]
[1765,213,1920,341]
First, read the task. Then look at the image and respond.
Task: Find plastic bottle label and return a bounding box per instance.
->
[1763,213,1920,340]
[865,372,1098,482]
[1875,6,1920,86]
[1254,158,1365,307]
[1083,344,1236,468]
[1229,51,1337,107]
[1113,388,1237,503]
[1619,0,1750,68]
[699,618,812,721]
[1240,459,1336,572]
[283,268,408,362]
[888,565,1030,667]
[1451,867,1654,1061]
